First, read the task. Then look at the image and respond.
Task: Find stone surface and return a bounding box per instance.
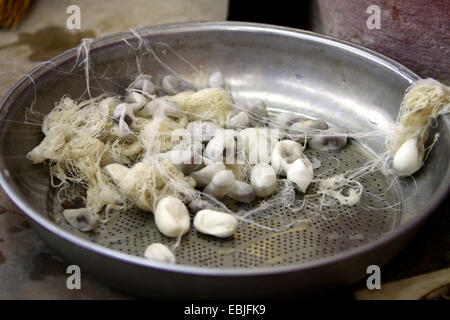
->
[311,0,450,84]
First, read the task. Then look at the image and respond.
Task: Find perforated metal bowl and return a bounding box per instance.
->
[0,22,448,298]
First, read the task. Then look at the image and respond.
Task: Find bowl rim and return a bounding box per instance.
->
[1,21,448,277]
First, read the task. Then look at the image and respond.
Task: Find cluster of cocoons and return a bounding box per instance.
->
[29,68,447,265]
[25,70,357,264]
[388,79,449,176]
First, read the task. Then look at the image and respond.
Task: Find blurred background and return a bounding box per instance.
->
[0,0,448,300]
[229,0,449,84]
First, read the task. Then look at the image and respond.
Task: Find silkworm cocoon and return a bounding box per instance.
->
[162,75,197,95]
[166,87,232,125]
[137,99,182,118]
[131,74,156,95]
[154,196,190,238]
[225,163,248,181]
[124,92,147,110]
[208,71,225,88]
[286,158,314,193]
[27,131,66,164]
[392,136,424,176]
[63,208,98,232]
[271,140,304,175]
[193,209,238,238]
[289,120,328,143]
[228,181,255,203]
[204,130,238,163]
[308,128,348,151]
[190,163,226,187]
[387,79,450,155]
[226,111,250,129]
[113,103,135,137]
[113,103,135,122]
[204,170,236,198]
[144,243,176,264]
[250,163,277,197]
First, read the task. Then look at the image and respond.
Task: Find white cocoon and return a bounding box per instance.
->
[228,180,255,203]
[138,99,182,118]
[144,243,176,264]
[250,163,277,197]
[392,137,424,176]
[286,158,314,193]
[193,209,238,238]
[204,170,236,198]
[227,111,250,129]
[190,163,226,187]
[271,140,304,175]
[204,131,237,163]
[154,196,190,237]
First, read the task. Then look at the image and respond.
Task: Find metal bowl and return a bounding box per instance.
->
[0,22,448,298]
